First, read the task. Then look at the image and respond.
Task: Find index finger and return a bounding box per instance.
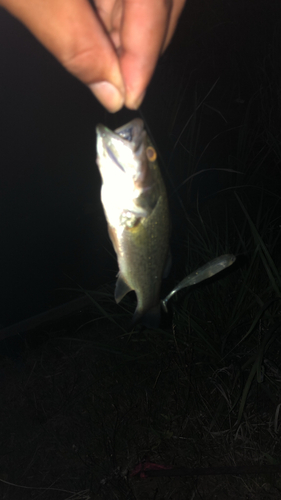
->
[120,0,171,109]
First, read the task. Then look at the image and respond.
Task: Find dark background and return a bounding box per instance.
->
[0,6,121,327]
[0,0,280,328]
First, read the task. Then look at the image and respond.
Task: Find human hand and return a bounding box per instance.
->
[0,0,186,113]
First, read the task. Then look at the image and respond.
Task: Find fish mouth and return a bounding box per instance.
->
[115,118,144,149]
[96,118,148,182]
[96,118,145,153]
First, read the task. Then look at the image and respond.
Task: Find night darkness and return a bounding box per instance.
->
[0,1,281,329]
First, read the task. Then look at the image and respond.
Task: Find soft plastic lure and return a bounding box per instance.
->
[162,254,236,312]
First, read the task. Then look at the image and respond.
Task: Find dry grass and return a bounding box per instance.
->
[1,289,281,499]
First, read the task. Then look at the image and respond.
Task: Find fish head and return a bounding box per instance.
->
[96,119,158,227]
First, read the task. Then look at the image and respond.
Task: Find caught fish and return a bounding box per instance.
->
[96,118,170,328]
[161,254,236,312]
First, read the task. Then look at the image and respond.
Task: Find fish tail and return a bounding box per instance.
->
[132,304,161,329]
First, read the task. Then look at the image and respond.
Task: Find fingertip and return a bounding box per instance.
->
[125,90,146,110]
[89,81,125,113]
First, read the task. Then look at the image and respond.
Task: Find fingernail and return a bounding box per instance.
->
[126,90,146,110]
[89,81,124,113]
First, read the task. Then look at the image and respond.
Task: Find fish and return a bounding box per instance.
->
[161,254,236,312]
[96,118,170,328]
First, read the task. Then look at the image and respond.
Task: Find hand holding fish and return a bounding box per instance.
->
[0,0,186,112]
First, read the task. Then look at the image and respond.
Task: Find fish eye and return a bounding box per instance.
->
[146,146,157,162]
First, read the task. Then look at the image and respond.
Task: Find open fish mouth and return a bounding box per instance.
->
[97,118,145,155]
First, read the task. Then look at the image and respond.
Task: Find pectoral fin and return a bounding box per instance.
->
[115,274,133,303]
